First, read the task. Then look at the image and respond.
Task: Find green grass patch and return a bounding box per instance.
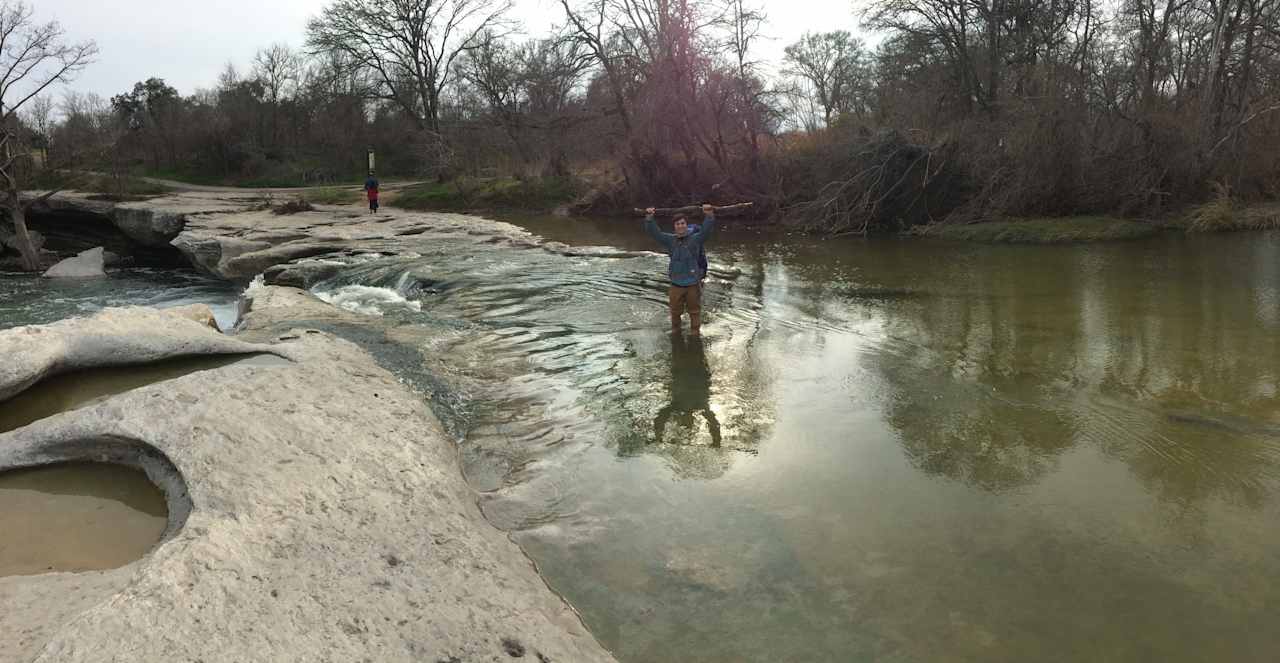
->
[140,169,346,189]
[145,169,319,188]
[141,169,232,186]
[304,187,363,205]
[141,168,415,190]
[916,216,1160,244]
[393,176,580,213]
[31,171,171,199]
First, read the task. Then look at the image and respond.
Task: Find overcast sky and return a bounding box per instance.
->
[38,0,864,102]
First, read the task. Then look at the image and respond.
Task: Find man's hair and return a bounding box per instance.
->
[674,216,687,224]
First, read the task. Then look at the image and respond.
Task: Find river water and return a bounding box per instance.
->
[0,268,240,331]
[5,219,1280,661]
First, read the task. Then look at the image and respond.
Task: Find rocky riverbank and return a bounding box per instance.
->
[8,188,561,281]
[0,289,617,661]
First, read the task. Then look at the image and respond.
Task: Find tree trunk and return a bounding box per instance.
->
[6,193,41,271]
[986,0,1002,110]
[1,132,40,271]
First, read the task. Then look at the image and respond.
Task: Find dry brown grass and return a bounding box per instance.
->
[272,198,315,215]
[1185,183,1280,232]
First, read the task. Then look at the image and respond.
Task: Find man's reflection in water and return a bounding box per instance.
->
[653,334,723,447]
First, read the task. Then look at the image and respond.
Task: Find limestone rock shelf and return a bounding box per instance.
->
[0,298,616,663]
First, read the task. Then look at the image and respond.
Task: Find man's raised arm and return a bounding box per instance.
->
[697,204,717,243]
[644,207,674,249]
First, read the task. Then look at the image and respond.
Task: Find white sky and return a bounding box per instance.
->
[39,0,866,101]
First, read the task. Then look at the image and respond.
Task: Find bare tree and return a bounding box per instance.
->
[0,1,97,271]
[717,0,768,170]
[555,0,636,137]
[306,0,514,137]
[458,33,530,163]
[19,92,51,162]
[782,31,868,127]
[252,43,302,151]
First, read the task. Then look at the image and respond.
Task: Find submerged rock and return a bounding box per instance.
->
[262,260,346,289]
[42,247,106,279]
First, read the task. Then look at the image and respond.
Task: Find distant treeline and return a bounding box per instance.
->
[21,0,1280,232]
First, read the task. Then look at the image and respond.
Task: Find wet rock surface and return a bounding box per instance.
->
[0,301,616,663]
[262,259,347,289]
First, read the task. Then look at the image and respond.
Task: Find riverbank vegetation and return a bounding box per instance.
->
[916,217,1161,244]
[8,0,1280,244]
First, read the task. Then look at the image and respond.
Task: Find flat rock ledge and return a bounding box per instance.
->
[0,297,616,663]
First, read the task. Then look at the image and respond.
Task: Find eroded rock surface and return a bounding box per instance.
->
[25,186,561,282]
[0,299,616,663]
[0,307,263,402]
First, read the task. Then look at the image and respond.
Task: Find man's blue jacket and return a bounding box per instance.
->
[645,212,716,286]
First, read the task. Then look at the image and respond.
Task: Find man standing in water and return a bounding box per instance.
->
[645,204,716,336]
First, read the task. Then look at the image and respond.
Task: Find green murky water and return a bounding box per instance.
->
[5,217,1280,660]
[328,219,1280,663]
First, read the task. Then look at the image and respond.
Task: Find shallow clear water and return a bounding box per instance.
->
[0,463,167,577]
[5,217,1280,660]
[0,268,239,331]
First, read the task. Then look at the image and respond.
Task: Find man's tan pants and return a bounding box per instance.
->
[668,283,702,335]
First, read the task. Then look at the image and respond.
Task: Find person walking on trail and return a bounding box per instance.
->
[364,173,380,214]
[645,203,717,336]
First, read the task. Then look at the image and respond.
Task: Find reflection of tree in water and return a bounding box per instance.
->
[1068,241,1280,511]
[863,260,1084,491]
[867,240,1280,506]
[879,358,1078,491]
[1089,392,1280,511]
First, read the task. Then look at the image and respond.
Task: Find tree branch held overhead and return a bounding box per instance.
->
[635,202,753,215]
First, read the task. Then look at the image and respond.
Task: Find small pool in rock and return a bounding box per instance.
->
[0,463,168,577]
[0,353,291,435]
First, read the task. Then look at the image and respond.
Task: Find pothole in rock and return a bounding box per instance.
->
[0,462,168,577]
[0,353,292,435]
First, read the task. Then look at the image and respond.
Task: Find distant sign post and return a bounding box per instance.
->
[367,148,376,175]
